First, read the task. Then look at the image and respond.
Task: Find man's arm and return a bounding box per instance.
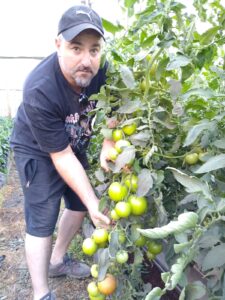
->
[50,145,110,227]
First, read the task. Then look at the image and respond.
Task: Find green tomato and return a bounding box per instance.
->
[116,250,129,264]
[128,195,148,216]
[108,148,119,161]
[92,228,109,244]
[122,123,137,136]
[134,235,146,247]
[185,153,199,165]
[147,240,163,255]
[87,281,99,297]
[124,174,138,192]
[110,209,120,221]
[82,238,98,256]
[91,264,99,278]
[115,139,131,154]
[115,201,131,218]
[118,231,126,244]
[146,251,156,261]
[112,129,123,142]
[108,182,127,202]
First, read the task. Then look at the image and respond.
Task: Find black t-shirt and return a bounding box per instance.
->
[10,52,107,164]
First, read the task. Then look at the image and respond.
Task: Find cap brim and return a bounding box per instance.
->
[62,23,104,41]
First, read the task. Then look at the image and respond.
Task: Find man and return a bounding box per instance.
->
[10,5,113,300]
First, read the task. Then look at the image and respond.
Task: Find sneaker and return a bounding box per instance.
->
[49,253,90,279]
[40,292,55,300]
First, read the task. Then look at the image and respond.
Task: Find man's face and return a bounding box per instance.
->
[56,30,103,92]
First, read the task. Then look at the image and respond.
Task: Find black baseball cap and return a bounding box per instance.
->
[58,5,105,41]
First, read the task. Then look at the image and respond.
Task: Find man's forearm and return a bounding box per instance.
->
[50,145,98,211]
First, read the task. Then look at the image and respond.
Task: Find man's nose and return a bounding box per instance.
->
[81,52,92,67]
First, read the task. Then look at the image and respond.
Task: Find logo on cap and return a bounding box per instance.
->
[76,9,93,21]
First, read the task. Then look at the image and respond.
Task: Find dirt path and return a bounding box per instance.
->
[0,156,90,300]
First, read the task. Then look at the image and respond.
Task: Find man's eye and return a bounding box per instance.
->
[73,47,80,52]
[91,48,99,55]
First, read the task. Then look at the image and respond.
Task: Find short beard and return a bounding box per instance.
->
[74,76,93,88]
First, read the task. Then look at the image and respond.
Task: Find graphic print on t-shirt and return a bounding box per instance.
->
[65,99,96,153]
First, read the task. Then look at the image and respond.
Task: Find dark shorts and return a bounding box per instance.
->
[14,155,87,237]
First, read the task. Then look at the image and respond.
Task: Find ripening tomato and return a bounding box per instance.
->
[82,238,98,256]
[110,209,120,221]
[184,153,199,165]
[116,250,129,264]
[108,182,127,202]
[114,139,131,153]
[128,195,148,216]
[147,240,163,255]
[115,201,131,218]
[108,148,119,161]
[87,281,99,297]
[122,123,137,136]
[124,174,138,192]
[97,274,117,295]
[91,264,99,278]
[92,228,109,244]
[112,129,123,142]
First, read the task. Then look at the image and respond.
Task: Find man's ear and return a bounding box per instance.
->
[55,37,61,51]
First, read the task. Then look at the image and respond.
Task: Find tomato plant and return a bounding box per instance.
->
[86,0,225,299]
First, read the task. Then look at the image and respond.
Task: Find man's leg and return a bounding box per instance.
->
[25,234,52,300]
[50,209,86,265]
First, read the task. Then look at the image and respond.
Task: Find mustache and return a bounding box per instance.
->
[75,66,93,73]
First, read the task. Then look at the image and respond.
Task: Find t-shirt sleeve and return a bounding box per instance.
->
[24,95,69,154]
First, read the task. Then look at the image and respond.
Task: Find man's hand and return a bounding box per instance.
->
[100,139,115,172]
[88,207,111,228]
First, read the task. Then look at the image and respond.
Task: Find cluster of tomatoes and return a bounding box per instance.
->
[82,122,163,299]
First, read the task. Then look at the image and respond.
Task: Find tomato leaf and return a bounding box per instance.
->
[102,18,123,34]
[168,167,212,200]
[213,138,225,149]
[200,26,220,45]
[137,169,153,197]
[113,146,136,173]
[195,154,225,174]
[166,55,191,70]
[120,65,136,89]
[181,88,215,101]
[97,248,110,281]
[145,287,164,300]
[117,99,142,114]
[202,244,225,271]
[183,281,207,300]
[183,121,210,147]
